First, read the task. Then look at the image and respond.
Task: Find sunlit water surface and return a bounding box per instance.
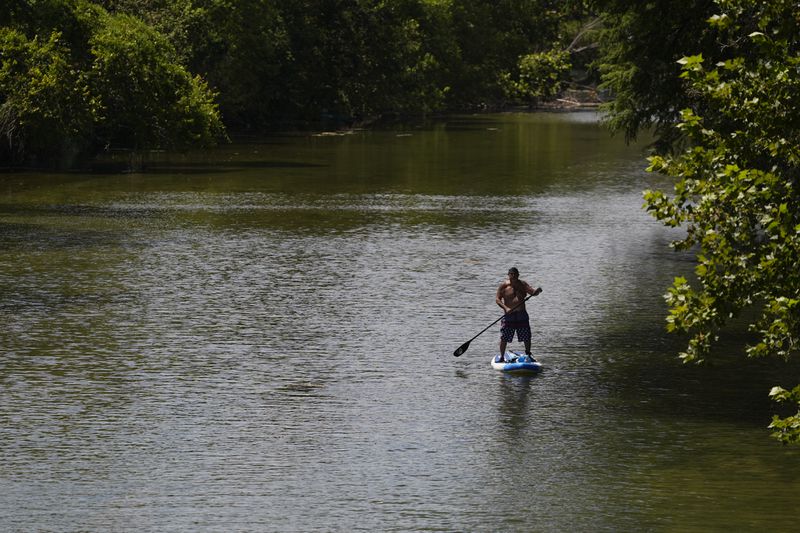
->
[1,113,799,532]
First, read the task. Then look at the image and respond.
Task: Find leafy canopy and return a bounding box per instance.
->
[0,26,94,165]
[0,0,223,166]
[636,0,800,444]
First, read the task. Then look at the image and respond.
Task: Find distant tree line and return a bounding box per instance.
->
[0,0,597,166]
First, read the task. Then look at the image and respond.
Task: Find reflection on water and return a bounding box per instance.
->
[1,112,799,531]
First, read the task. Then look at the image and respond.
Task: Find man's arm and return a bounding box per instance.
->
[496,283,509,313]
[525,282,542,296]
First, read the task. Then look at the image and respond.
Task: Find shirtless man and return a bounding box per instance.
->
[496,267,542,360]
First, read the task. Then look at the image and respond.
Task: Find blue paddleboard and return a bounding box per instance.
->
[491,351,543,374]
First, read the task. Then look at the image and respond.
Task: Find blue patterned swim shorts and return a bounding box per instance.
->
[500,310,531,342]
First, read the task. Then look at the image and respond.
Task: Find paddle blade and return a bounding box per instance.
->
[453,341,470,357]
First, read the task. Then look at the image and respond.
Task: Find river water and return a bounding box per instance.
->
[1,112,798,532]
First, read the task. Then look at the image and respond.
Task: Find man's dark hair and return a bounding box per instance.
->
[508,267,519,276]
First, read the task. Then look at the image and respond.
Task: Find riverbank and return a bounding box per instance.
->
[0,92,607,174]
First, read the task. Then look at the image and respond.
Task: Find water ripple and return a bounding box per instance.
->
[3,117,799,532]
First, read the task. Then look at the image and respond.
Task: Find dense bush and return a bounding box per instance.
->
[1,0,597,165]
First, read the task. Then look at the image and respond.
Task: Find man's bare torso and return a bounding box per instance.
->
[497,280,532,312]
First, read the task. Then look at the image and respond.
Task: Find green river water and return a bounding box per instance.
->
[1,112,799,532]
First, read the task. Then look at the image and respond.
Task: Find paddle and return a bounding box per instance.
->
[453,289,540,357]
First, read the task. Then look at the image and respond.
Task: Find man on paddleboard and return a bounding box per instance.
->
[496,267,542,361]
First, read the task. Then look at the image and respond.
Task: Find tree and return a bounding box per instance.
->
[61,0,598,129]
[0,0,223,167]
[605,0,800,443]
[502,49,571,104]
[0,27,93,165]
[99,0,289,130]
[87,9,223,150]
[595,0,718,149]
[445,0,562,108]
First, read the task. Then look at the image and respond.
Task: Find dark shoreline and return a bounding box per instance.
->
[1,99,605,174]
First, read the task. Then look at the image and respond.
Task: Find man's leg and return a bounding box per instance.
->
[499,319,511,361]
[522,317,532,356]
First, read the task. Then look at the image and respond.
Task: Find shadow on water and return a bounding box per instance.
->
[92,160,328,175]
[598,326,800,427]
[586,257,800,431]
[0,204,165,219]
[0,222,138,253]
[496,374,538,440]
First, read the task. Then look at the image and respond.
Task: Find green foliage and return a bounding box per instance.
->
[503,49,571,103]
[2,0,595,163]
[0,26,93,165]
[0,0,223,166]
[273,0,450,121]
[769,385,800,445]
[445,0,562,107]
[88,10,223,149]
[594,0,719,147]
[100,0,288,129]
[634,0,800,443]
